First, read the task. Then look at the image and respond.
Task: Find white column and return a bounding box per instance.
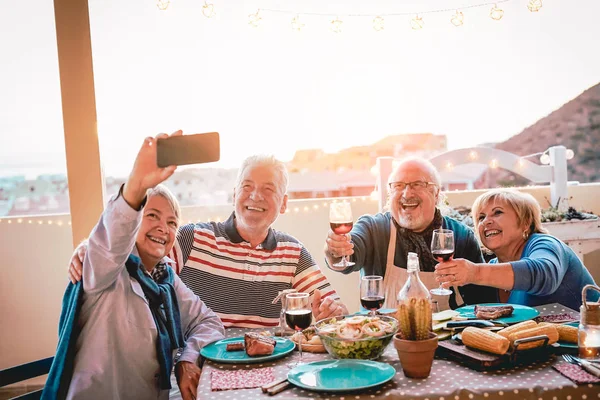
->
[549,146,568,212]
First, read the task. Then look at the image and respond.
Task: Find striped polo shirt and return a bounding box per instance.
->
[170,213,338,328]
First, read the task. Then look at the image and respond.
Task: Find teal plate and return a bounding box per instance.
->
[455,303,540,324]
[287,360,396,392]
[200,337,294,364]
[356,308,397,316]
[556,321,578,349]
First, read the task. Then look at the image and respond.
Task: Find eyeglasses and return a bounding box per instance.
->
[388,181,437,192]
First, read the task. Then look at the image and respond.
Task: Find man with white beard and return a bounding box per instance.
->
[324,157,497,311]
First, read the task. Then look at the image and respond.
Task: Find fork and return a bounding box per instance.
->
[562,354,600,377]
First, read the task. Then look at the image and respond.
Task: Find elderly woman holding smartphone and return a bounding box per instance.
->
[42,132,225,400]
[434,189,598,310]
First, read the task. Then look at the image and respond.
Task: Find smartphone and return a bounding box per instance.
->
[156,132,220,167]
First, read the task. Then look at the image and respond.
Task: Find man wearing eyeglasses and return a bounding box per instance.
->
[324,157,496,311]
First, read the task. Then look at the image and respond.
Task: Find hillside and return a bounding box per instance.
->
[493,83,600,185]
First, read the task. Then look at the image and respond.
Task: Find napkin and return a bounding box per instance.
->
[210,367,275,391]
[553,361,600,384]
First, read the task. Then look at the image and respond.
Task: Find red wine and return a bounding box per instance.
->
[330,222,353,235]
[432,249,454,262]
[285,310,312,331]
[361,296,385,311]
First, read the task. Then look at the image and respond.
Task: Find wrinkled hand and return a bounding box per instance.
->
[325,230,354,259]
[68,240,88,284]
[311,289,348,321]
[434,258,477,288]
[123,131,182,208]
[176,361,201,400]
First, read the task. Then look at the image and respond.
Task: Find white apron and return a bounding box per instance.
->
[382,221,464,311]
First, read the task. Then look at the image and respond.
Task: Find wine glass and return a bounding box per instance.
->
[285,292,311,367]
[360,275,384,315]
[329,202,355,268]
[430,229,454,296]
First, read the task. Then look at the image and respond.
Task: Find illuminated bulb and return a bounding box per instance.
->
[294,207,300,213]
[352,198,357,202]
[566,149,574,160]
[38,220,43,225]
[490,4,504,20]
[28,220,32,224]
[370,190,379,200]
[370,165,378,176]
[518,158,526,167]
[57,221,63,226]
[469,150,478,160]
[8,220,12,224]
[68,221,72,225]
[313,205,319,209]
[48,220,53,225]
[527,0,542,12]
[303,206,309,211]
[410,15,424,30]
[17,218,22,223]
[450,10,464,27]
[322,202,328,207]
[446,161,454,171]
[490,159,499,169]
[331,17,343,33]
[372,16,385,32]
[248,10,262,27]
[285,209,290,213]
[291,15,305,31]
[540,153,550,165]
[156,0,170,10]
[202,1,215,18]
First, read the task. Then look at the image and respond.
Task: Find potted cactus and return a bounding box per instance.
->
[393,253,438,379]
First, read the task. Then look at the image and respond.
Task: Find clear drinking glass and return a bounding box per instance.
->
[329,201,355,268]
[360,275,384,315]
[285,292,311,368]
[430,229,454,296]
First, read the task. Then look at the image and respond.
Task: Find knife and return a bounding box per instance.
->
[446,320,495,329]
[574,356,600,378]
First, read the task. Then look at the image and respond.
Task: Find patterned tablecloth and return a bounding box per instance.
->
[194,303,600,399]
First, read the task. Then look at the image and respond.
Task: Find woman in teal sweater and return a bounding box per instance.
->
[435,189,598,310]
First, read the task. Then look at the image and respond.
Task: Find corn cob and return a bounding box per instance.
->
[497,320,537,339]
[462,327,510,355]
[555,324,578,343]
[508,324,559,350]
[414,298,432,340]
[397,302,413,340]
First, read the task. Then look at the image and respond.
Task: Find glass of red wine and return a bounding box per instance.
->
[285,292,311,367]
[360,275,384,315]
[329,201,355,268]
[430,229,454,296]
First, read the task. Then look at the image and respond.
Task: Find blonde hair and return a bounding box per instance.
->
[147,184,181,226]
[472,189,548,237]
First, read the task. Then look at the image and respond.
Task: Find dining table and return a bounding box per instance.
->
[192,303,599,399]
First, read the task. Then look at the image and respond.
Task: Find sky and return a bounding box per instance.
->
[2,0,600,178]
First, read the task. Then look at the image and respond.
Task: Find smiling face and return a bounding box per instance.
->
[135,194,179,268]
[476,199,528,254]
[388,160,440,232]
[233,163,288,238]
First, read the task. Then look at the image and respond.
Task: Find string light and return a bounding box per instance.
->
[248,10,262,27]
[202,1,216,18]
[156,0,170,11]
[540,153,550,165]
[490,4,504,20]
[490,159,499,169]
[291,15,305,31]
[445,161,454,171]
[566,149,575,160]
[331,17,343,33]
[372,16,385,32]
[469,150,479,160]
[294,207,300,213]
[410,15,424,30]
[527,0,542,12]
[518,158,526,168]
[450,10,464,27]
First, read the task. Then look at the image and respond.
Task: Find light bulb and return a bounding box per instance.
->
[451,10,464,27]
[248,10,262,27]
[469,150,478,160]
[156,0,170,10]
[373,16,385,32]
[566,149,574,160]
[490,4,504,20]
[202,1,215,18]
[527,0,542,12]
[446,161,454,171]
[370,190,379,201]
[291,15,305,31]
[411,15,424,30]
[331,17,343,33]
[490,159,499,169]
[518,158,526,167]
[540,153,550,165]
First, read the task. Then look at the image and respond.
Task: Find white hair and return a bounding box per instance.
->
[235,154,289,194]
[387,157,442,188]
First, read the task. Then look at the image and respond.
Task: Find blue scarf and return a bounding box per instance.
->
[42,254,185,399]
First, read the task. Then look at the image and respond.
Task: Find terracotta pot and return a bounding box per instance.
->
[393,332,438,379]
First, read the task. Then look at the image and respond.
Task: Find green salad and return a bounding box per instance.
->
[315,315,398,360]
